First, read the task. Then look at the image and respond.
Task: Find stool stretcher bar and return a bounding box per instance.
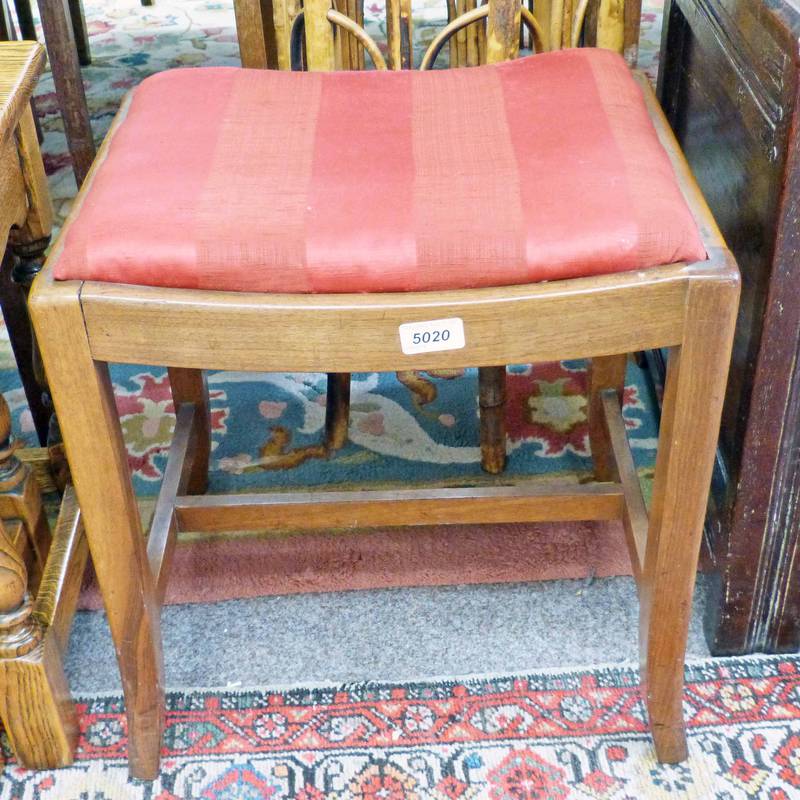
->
[600,388,648,579]
[146,392,649,599]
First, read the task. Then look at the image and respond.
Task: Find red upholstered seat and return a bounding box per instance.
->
[53,49,705,293]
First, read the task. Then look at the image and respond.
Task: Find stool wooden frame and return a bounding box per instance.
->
[30,0,739,782]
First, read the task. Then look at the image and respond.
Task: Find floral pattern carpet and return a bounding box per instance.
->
[1,0,666,496]
[2,655,799,799]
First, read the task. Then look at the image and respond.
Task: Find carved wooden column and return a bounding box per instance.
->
[0,539,77,768]
[0,38,85,768]
[0,392,80,767]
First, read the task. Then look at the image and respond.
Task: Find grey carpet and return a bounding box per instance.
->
[65,574,711,692]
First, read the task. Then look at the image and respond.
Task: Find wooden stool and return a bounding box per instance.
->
[30,0,739,780]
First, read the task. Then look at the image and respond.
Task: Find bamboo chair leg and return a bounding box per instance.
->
[478,366,506,474]
[447,0,458,66]
[465,0,479,65]
[167,368,210,494]
[324,372,350,451]
[30,283,164,781]
[233,0,277,68]
[588,354,628,481]
[641,275,738,762]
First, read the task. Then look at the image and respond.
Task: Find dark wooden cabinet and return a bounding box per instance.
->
[658,0,800,654]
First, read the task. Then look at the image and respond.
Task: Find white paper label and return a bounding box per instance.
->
[398,318,465,355]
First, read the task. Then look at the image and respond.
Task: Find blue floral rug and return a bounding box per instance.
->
[4,361,658,496]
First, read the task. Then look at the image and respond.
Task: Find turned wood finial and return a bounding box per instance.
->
[0,516,40,658]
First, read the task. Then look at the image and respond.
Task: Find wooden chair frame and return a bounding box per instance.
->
[29,3,738,781]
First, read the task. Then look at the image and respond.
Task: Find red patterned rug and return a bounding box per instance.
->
[2,655,799,798]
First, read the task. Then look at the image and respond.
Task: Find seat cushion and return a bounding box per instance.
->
[53,49,706,294]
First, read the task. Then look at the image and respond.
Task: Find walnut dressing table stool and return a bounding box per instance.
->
[29,0,740,779]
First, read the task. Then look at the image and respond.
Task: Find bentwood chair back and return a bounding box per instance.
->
[248,0,644,472]
[234,0,642,70]
[30,0,739,780]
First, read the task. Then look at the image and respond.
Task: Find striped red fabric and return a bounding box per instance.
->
[52,49,706,293]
